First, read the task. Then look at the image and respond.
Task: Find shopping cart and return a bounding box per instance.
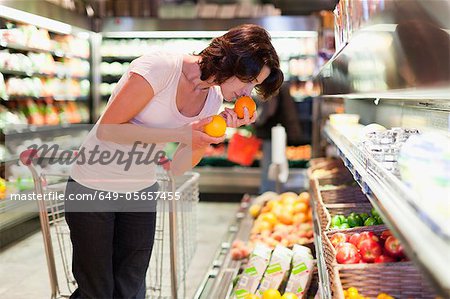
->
[19,148,199,299]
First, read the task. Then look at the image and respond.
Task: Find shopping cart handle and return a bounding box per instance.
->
[20,149,39,166]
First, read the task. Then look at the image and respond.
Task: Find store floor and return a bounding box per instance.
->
[0,202,237,299]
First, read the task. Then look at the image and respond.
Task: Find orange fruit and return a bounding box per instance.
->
[262,289,281,299]
[259,212,278,226]
[278,211,294,225]
[281,293,299,299]
[294,202,308,214]
[280,192,298,203]
[204,115,227,137]
[293,212,307,224]
[234,96,256,118]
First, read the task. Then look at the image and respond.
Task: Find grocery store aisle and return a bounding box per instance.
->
[0,202,237,299]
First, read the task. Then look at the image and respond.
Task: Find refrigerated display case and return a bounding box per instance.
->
[313,0,450,297]
[0,3,96,247]
[193,1,449,298]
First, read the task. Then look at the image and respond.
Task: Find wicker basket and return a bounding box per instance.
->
[336,263,435,299]
[309,157,342,169]
[318,201,384,232]
[307,159,347,180]
[323,226,436,299]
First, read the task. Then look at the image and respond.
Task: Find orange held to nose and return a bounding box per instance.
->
[234,96,256,119]
[204,115,227,137]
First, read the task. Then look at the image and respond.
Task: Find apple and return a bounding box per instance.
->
[380,230,392,244]
[384,236,405,258]
[330,233,347,248]
[232,239,244,248]
[357,231,379,249]
[358,239,382,263]
[231,248,243,260]
[336,242,362,264]
[374,254,396,263]
[348,233,361,246]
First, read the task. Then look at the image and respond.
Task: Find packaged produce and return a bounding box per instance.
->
[284,245,314,298]
[232,244,272,299]
[257,245,293,295]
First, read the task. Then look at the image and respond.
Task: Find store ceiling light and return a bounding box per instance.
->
[0,5,72,34]
[102,30,317,39]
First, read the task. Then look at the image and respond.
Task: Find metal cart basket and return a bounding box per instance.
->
[19,149,199,299]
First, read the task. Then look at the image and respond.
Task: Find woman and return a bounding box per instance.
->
[65,24,283,298]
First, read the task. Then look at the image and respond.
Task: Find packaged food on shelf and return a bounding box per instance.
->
[0,177,6,199]
[284,245,315,298]
[232,244,272,299]
[329,114,360,126]
[0,104,28,129]
[398,132,450,235]
[257,245,293,295]
[359,126,420,176]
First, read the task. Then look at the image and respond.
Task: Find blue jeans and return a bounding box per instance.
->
[65,179,158,299]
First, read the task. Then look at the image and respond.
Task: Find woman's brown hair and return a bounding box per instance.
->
[198,24,284,99]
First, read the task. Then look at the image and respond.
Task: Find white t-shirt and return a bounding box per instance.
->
[70,52,223,192]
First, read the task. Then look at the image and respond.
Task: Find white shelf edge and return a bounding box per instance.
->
[324,124,450,296]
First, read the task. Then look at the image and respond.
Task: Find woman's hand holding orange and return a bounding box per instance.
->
[220,107,257,128]
[186,117,225,149]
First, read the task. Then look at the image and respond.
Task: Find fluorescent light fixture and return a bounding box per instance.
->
[102,30,317,39]
[0,5,72,34]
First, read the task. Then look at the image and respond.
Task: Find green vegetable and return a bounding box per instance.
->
[347,214,358,228]
[371,208,380,218]
[359,213,369,222]
[376,216,384,224]
[364,217,377,226]
[354,215,364,226]
[340,223,350,229]
[331,215,342,228]
[338,215,346,224]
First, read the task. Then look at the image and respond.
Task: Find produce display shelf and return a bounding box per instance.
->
[310,187,333,299]
[2,95,89,101]
[0,40,89,60]
[0,68,89,80]
[0,190,38,230]
[101,55,138,62]
[323,124,450,296]
[194,195,254,299]
[101,74,122,82]
[194,167,307,194]
[0,155,19,164]
[2,123,91,136]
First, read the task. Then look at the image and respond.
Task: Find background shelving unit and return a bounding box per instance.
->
[0,8,95,247]
[312,0,450,297]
